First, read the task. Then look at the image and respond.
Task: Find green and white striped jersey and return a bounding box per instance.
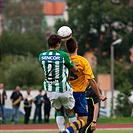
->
[39,50,74,92]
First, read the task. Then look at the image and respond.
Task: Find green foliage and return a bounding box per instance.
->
[114,61,132,117]
[0,31,47,57]
[0,55,44,90]
[56,0,132,63]
[4,0,45,33]
[0,0,49,90]
[95,59,133,117]
[95,59,111,74]
[116,93,132,117]
[114,61,132,92]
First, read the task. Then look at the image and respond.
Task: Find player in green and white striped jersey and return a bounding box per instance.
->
[39,49,74,93]
[39,34,77,132]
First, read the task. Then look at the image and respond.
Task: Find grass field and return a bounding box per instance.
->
[2,130,133,133]
[1,117,133,125]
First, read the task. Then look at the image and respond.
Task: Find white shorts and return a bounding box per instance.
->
[47,90,75,110]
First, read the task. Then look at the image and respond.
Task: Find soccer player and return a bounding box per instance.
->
[63,37,107,133]
[79,86,100,133]
[39,34,82,132]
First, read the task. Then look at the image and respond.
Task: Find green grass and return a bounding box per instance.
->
[1,117,132,125]
[1,130,133,133]
[95,130,133,133]
[97,117,133,124]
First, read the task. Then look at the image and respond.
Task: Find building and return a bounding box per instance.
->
[43,1,68,27]
[0,0,67,34]
[84,51,97,70]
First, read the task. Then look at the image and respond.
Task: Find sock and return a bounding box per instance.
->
[63,119,86,133]
[56,112,65,132]
[68,114,77,123]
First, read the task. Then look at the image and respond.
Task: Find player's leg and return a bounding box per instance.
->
[47,91,66,132]
[56,107,66,132]
[62,92,86,133]
[79,115,94,133]
[60,90,77,124]
[79,122,93,133]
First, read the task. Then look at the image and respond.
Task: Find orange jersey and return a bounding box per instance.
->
[69,55,94,92]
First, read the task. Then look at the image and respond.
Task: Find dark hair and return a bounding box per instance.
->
[65,37,78,53]
[48,34,61,48]
[39,89,42,92]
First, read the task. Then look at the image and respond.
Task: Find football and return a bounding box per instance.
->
[57,26,72,41]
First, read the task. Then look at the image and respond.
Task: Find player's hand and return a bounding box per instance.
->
[91,123,96,131]
[99,94,107,101]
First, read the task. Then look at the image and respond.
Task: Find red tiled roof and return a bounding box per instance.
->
[130,0,133,6]
[43,2,66,15]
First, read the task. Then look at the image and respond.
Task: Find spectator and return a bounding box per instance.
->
[10,86,23,124]
[32,89,44,124]
[43,91,51,123]
[0,82,7,124]
[23,89,34,124]
[131,104,133,118]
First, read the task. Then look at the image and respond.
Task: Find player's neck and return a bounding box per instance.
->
[69,52,77,56]
[49,48,59,50]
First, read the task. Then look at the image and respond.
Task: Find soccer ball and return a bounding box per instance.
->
[57,26,72,41]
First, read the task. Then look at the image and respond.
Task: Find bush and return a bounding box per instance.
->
[0,55,44,90]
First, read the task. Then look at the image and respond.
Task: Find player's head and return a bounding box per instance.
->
[48,34,61,49]
[16,86,20,92]
[27,89,31,95]
[0,82,4,89]
[39,89,43,95]
[65,37,78,54]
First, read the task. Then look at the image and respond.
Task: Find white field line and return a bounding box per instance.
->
[1,129,58,132]
[1,128,133,132]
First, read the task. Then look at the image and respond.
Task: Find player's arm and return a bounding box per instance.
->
[91,102,99,131]
[70,65,78,72]
[88,79,107,101]
[82,58,104,99]
[64,52,78,72]
[10,92,14,102]
[92,102,99,122]
[4,91,7,99]
[20,93,23,101]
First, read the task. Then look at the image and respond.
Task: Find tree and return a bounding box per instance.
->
[0,31,47,57]
[113,61,132,117]
[0,55,44,90]
[4,0,46,33]
[95,59,133,117]
[55,0,132,64]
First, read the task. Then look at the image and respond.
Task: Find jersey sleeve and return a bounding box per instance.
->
[86,87,100,104]
[63,52,74,69]
[10,92,14,99]
[82,58,95,79]
[38,53,44,70]
[92,91,100,104]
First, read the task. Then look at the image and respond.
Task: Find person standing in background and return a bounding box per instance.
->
[131,104,133,118]
[43,91,51,123]
[0,82,7,124]
[23,89,34,124]
[10,85,23,124]
[32,89,44,124]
